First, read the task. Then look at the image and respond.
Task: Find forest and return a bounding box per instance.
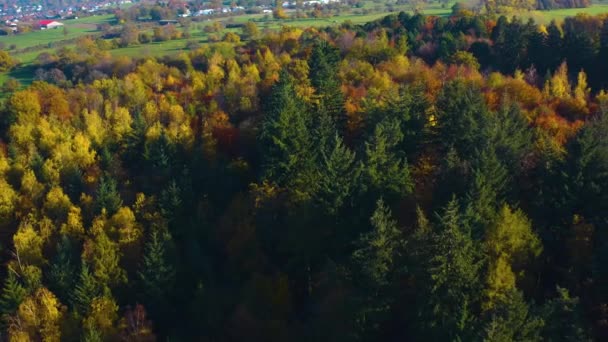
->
[0,9,608,341]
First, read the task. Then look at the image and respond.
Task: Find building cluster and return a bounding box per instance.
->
[1,0,133,32]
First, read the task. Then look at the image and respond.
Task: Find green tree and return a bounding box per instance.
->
[541,287,591,341]
[48,235,78,303]
[423,198,482,340]
[315,134,361,216]
[95,176,123,216]
[434,79,490,160]
[309,41,346,133]
[482,288,544,342]
[363,118,413,201]
[0,271,26,318]
[351,199,404,338]
[259,69,315,193]
[70,263,101,315]
[138,230,175,324]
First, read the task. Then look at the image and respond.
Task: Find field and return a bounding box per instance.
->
[525,3,608,23]
[2,1,608,90]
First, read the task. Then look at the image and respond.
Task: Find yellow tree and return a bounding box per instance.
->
[483,205,542,309]
[9,287,64,342]
[574,70,590,106]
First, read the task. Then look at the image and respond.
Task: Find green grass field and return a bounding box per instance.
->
[0,14,114,51]
[525,4,608,23]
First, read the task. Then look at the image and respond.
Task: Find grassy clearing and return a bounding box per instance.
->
[0,14,114,51]
[0,27,93,51]
[524,4,608,23]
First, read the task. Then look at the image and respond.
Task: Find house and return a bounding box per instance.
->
[39,20,63,29]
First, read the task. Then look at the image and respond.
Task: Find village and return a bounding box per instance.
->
[0,0,344,34]
[1,0,133,33]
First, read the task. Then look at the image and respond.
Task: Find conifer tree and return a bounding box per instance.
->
[0,271,26,317]
[351,199,404,339]
[363,118,413,201]
[71,263,100,315]
[541,287,591,341]
[48,235,78,303]
[482,288,544,342]
[138,230,175,324]
[434,79,489,160]
[316,134,361,216]
[259,69,315,193]
[309,41,345,133]
[423,198,482,340]
[95,176,123,216]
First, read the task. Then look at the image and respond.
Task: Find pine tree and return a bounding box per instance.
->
[309,41,346,133]
[482,288,544,342]
[598,18,608,89]
[48,235,78,303]
[71,263,101,315]
[138,230,175,323]
[366,85,429,158]
[259,69,315,193]
[351,199,404,339]
[0,271,26,317]
[316,134,361,216]
[423,198,482,340]
[465,147,509,236]
[363,118,413,201]
[541,287,591,341]
[488,101,533,175]
[95,176,123,216]
[434,79,490,160]
[546,20,564,72]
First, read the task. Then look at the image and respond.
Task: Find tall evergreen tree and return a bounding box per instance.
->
[351,199,404,339]
[316,134,362,216]
[546,21,564,72]
[48,235,78,303]
[421,198,482,340]
[598,18,608,89]
[465,147,509,236]
[482,288,544,342]
[363,118,413,201]
[0,271,26,318]
[138,230,175,325]
[309,40,346,133]
[434,79,489,160]
[541,286,591,341]
[259,69,315,194]
[71,262,101,315]
[95,176,123,216]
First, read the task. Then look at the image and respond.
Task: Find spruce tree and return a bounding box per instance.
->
[138,230,175,324]
[541,287,591,341]
[351,199,404,339]
[71,262,101,315]
[482,288,544,342]
[316,134,361,216]
[0,271,26,317]
[309,41,346,133]
[95,176,123,216]
[259,69,315,193]
[48,235,78,303]
[434,78,489,160]
[363,118,413,201]
[422,198,482,340]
